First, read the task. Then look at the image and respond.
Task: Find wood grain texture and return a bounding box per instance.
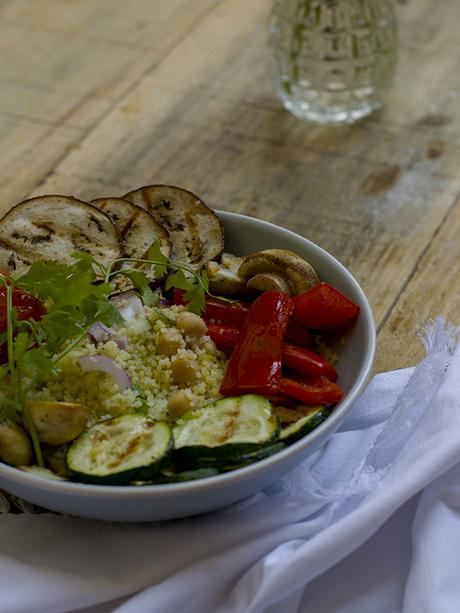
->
[0,0,460,380]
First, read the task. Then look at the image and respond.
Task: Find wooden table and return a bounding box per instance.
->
[0,0,459,375]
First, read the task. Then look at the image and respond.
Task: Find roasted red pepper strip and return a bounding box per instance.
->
[279,376,343,405]
[173,289,249,326]
[292,282,360,330]
[220,291,292,396]
[208,324,337,381]
[282,344,337,382]
[286,319,314,348]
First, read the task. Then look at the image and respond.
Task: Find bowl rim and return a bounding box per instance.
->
[0,210,376,500]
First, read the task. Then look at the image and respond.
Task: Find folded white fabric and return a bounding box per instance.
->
[1,317,460,613]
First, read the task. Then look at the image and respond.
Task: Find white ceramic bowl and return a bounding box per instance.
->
[0,212,376,522]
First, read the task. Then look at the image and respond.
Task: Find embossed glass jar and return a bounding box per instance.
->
[268,0,398,124]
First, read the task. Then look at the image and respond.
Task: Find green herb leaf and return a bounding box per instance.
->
[0,391,22,424]
[117,269,160,306]
[165,269,190,292]
[16,259,110,308]
[147,242,168,278]
[21,346,56,383]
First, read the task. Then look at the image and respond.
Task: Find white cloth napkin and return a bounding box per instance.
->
[2,317,460,613]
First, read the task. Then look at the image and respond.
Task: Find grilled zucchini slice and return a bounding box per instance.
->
[173,395,279,469]
[279,406,329,444]
[218,442,286,471]
[67,415,172,485]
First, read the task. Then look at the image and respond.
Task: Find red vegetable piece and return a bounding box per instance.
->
[282,343,337,382]
[220,291,292,396]
[285,319,314,348]
[279,376,344,405]
[206,324,240,348]
[0,286,46,364]
[292,282,360,330]
[0,287,46,332]
[207,324,337,382]
[173,289,249,326]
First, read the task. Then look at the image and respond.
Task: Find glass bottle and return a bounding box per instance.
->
[268,0,398,125]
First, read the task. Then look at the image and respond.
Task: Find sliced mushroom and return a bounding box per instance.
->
[123,185,224,268]
[27,400,90,446]
[0,422,33,466]
[238,249,319,296]
[246,272,292,294]
[205,252,247,296]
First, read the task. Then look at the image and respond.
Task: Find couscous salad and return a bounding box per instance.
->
[0,186,360,485]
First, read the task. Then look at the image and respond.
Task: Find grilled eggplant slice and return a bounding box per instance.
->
[123,184,224,267]
[0,195,121,275]
[91,197,171,260]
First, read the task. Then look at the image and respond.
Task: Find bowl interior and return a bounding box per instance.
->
[0,211,376,521]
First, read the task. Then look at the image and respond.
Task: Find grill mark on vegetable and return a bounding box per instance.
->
[0,237,41,266]
[121,211,138,244]
[35,223,55,235]
[89,214,105,233]
[184,211,203,264]
[7,252,17,269]
[72,232,92,245]
[107,435,143,469]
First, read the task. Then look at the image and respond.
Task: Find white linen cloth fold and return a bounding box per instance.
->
[1,317,460,613]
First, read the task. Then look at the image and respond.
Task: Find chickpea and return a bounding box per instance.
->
[0,423,33,466]
[171,355,198,384]
[200,336,218,355]
[167,390,193,419]
[175,311,207,338]
[157,328,182,356]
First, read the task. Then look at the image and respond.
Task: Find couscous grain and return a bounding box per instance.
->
[32,306,227,422]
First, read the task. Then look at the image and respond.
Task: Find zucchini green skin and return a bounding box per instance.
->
[218,442,286,472]
[67,415,173,485]
[173,395,280,469]
[280,407,330,444]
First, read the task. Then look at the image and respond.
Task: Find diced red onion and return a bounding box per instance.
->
[88,322,112,345]
[88,322,128,350]
[78,355,131,391]
[110,291,143,321]
[114,335,128,351]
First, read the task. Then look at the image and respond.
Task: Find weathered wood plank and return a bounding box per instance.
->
[0,0,219,206]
